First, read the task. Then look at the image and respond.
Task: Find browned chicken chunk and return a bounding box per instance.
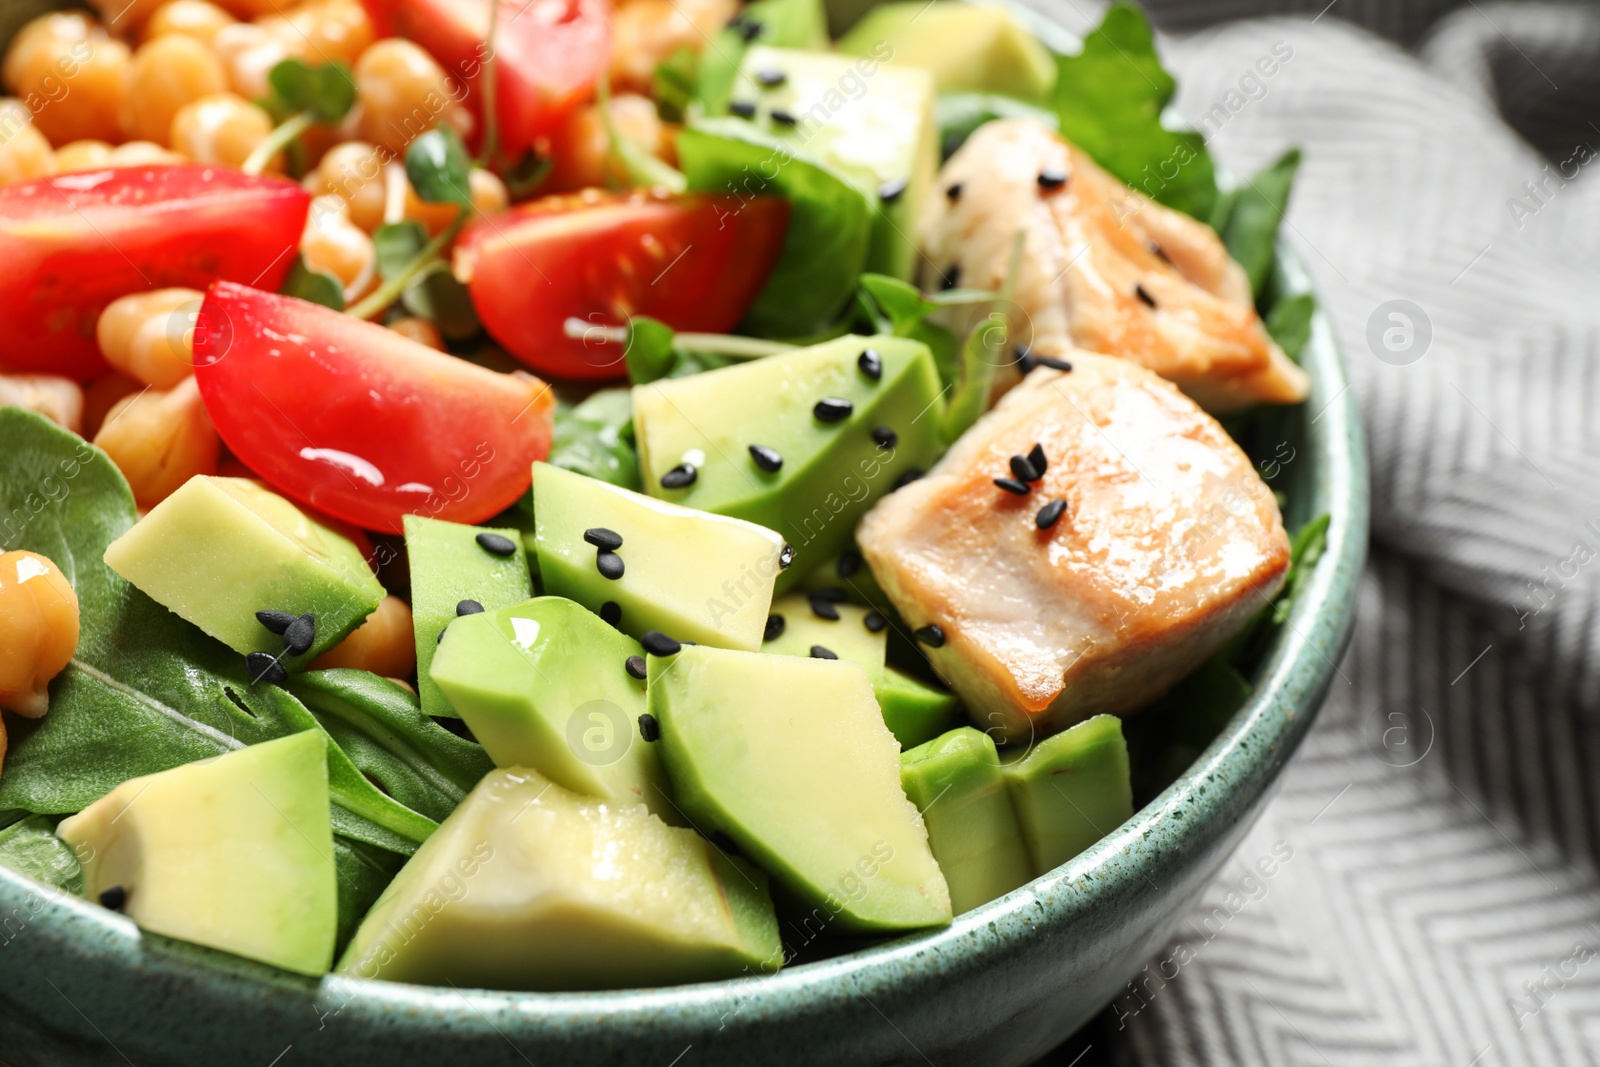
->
[920,119,1309,413]
[857,353,1290,743]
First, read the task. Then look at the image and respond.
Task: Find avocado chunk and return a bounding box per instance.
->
[56,731,337,976]
[900,727,1032,913]
[632,335,944,585]
[730,45,937,280]
[103,476,383,666]
[799,542,887,607]
[876,666,964,749]
[404,515,532,717]
[649,644,951,932]
[1003,715,1133,875]
[837,3,1057,102]
[337,768,781,989]
[532,462,786,650]
[430,596,672,820]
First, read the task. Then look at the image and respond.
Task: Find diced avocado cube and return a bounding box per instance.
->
[337,768,781,989]
[731,46,937,280]
[1003,715,1133,875]
[404,515,532,717]
[877,666,964,748]
[837,3,1057,102]
[632,335,944,586]
[56,731,337,976]
[900,727,1033,913]
[649,645,951,933]
[799,542,887,607]
[102,476,383,665]
[430,597,673,820]
[532,462,786,651]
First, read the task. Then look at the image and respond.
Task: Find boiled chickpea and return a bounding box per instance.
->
[311,139,388,232]
[548,93,666,192]
[94,376,218,508]
[210,22,293,101]
[311,595,416,676]
[0,102,55,185]
[0,550,80,721]
[120,34,228,145]
[97,288,202,388]
[3,13,130,145]
[170,92,275,169]
[469,167,508,216]
[208,0,288,15]
[355,38,471,154]
[390,317,442,350]
[0,373,83,432]
[303,0,375,66]
[86,0,168,33]
[301,195,375,300]
[55,139,114,171]
[143,0,236,45]
[609,0,737,93]
[106,140,185,165]
[81,372,142,437]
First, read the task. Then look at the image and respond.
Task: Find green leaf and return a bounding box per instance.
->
[405,127,473,209]
[549,388,642,490]
[939,313,1003,442]
[935,92,1059,161]
[503,150,553,202]
[855,273,961,386]
[402,265,480,340]
[1051,3,1217,220]
[695,0,828,115]
[373,221,429,280]
[267,58,357,123]
[333,837,403,951]
[281,253,345,311]
[1217,148,1301,297]
[0,815,81,894]
[623,316,680,385]
[653,46,699,123]
[678,118,872,337]
[1265,292,1316,362]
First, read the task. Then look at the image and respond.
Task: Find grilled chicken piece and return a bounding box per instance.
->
[920,119,1309,414]
[857,353,1290,743]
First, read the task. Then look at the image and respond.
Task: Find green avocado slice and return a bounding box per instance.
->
[1003,714,1133,875]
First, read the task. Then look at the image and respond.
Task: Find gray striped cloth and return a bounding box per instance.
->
[1022,1,1600,1062]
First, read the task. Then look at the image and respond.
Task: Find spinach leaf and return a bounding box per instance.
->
[1051,3,1217,221]
[855,274,961,388]
[1216,148,1301,298]
[0,815,81,894]
[695,0,828,115]
[678,118,871,337]
[548,389,641,489]
[935,92,1059,161]
[281,253,345,311]
[333,838,404,951]
[1265,292,1316,362]
[653,46,699,123]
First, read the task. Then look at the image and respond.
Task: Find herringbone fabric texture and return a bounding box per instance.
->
[1024,3,1600,1062]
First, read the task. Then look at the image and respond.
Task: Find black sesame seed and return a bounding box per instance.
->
[600,600,621,626]
[1036,498,1068,530]
[641,630,682,656]
[738,17,762,40]
[245,651,286,685]
[1027,442,1048,477]
[282,612,315,657]
[1009,455,1041,483]
[584,527,623,551]
[811,586,847,602]
[837,549,862,578]
[863,610,887,633]
[437,626,448,644]
[749,444,783,472]
[770,108,797,126]
[754,68,786,88]
[808,594,840,622]
[456,599,485,616]
[1037,168,1068,191]
[872,426,898,449]
[764,613,786,642]
[729,100,757,119]
[779,543,795,569]
[810,645,838,660]
[1015,345,1037,374]
[625,655,647,680]
[877,177,907,203]
[994,476,1031,495]
[857,348,882,381]
[596,550,625,580]
[1135,283,1157,308]
[914,624,946,648]
[893,468,924,489]
[476,532,517,557]
[256,609,296,635]
[660,463,697,489]
[98,886,127,911]
[813,397,853,422]
[939,265,960,291]
[1036,356,1074,372]
[945,182,962,202]
[1147,239,1172,264]
[637,712,661,742]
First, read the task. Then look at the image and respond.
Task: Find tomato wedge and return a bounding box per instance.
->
[361,0,610,158]
[193,282,554,534]
[453,190,791,380]
[0,165,309,381]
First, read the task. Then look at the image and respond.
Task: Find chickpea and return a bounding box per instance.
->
[0,550,80,721]
[210,22,293,101]
[169,92,275,170]
[87,0,169,33]
[55,138,114,172]
[120,34,228,145]
[311,595,416,676]
[81,372,142,437]
[3,13,130,145]
[301,195,375,300]
[0,373,83,432]
[609,0,737,93]
[354,38,472,155]
[97,288,202,388]
[94,376,218,508]
[303,0,375,66]
[548,93,666,192]
[0,102,55,185]
[106,140,185,165]
[143,0,236,45]
[469,167,508,217]
[390,317,442,350]
[311,139,388,232]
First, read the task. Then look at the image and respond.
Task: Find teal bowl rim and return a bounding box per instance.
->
[0,241,1367,1057]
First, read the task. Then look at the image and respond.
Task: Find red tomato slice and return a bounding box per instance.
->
[0,165,309,381]
[192,281,554,534]
[453,190,791,380]
[361,0,610,158]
